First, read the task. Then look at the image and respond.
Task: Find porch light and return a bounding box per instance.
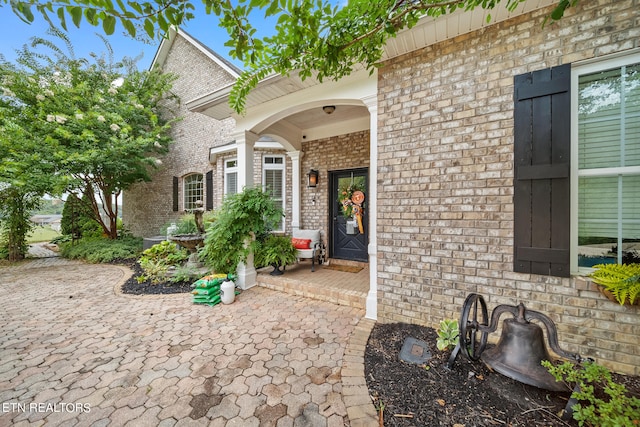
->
[322,105,336,114]
[307,169,319,188]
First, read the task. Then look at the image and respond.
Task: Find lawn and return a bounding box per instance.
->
[27,226,60,243]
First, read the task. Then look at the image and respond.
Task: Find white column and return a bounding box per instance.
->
[287,150,302,232]
[234,130,259,289]
[235,130,259,190]
[363,95,378,321]
[236,242,256,290]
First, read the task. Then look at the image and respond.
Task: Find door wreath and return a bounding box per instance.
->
[338,183,365,234]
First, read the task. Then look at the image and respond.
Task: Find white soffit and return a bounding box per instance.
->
[187,72,318,120]
[383,0,556,61]
[189,0,556,120]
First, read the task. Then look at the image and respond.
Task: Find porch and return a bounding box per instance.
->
[256,259,369,309]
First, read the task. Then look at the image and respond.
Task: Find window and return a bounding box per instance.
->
[572,53,640,269]
[225,159,237,196]
[263,155,285,231]
[183,173,203,211]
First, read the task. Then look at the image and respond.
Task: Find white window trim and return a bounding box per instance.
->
[570,50,640,274]
[262,155,286,232]
[224,158,238,196]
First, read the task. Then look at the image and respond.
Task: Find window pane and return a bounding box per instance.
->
[578,175,640,267]
[265,169,283,199]
[578,63,640,169]
[184,174,203,210]
[262,157,284,231]
[578,176,618,267]
[226,172,237,195]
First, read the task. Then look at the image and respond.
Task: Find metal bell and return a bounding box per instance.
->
[482,318,565,391]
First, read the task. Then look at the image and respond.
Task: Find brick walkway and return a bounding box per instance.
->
[0,259,377,426]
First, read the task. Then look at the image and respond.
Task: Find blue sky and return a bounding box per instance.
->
[0,4,247,70]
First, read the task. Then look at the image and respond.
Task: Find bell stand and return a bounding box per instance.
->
[446,293,587,418]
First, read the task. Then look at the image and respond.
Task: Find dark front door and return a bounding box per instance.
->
[330,168,368,262]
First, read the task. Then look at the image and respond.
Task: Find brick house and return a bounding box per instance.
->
[124,0,640,374]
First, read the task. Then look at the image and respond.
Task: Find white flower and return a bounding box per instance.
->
[36,94,46,101]
[111,77,124,88]
[108,87,118,95]
[55,115,67,124]
[134,103,144,109]
[154,141,162,149]
[44,89,54,97]
[98,97,105,103]
[2,88,15,97]
[110,123,120,132]
[97,115,106,123]
[75,113,84,120]
[27,77,36,84]
[154,158,163,166]
[46,114,55,122]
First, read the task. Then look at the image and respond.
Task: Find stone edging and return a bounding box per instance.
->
[342,317,378,427]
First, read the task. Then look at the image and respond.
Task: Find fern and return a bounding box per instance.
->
[589,263,640,305]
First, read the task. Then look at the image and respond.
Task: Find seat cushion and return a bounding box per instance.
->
[296,249,315,258]
[291,238,312,249]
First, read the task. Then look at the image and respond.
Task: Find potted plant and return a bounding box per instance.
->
[255,235,299,275]
[199,187,283,277]
[589,263,640,306]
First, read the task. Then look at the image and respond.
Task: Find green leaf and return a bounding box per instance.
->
[69,6,83,28]
[103,15,116,35]
[16,3,35,23]
[56,7,67,31]
[84,8,98,25]
[129,1,143,14]
[121,18,136,37]
[144,18,155,39]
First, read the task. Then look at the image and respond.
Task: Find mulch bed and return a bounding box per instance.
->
[365,322,640,427]
[117,260,195,295]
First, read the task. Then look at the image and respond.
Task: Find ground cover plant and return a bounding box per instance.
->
[59,235,142,263]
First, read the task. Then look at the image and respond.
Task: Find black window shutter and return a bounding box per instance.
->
[513,64,570,277]
[205,170,213,211]
[172,176,179,212]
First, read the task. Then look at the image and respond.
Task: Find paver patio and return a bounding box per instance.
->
[0,259,377,426]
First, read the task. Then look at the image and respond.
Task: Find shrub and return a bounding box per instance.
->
[200,187,282,274]
[137,240,189,283]
[543,360,640,427]
[0,232,8,261]
[61,193,102,239]
[254,235,299,270]
[139,240,189,265]
[59,235,142,263]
